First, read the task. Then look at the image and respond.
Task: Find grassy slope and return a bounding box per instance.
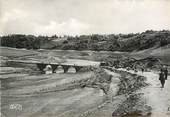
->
[0,47,39,58]
[131,44,170,65]
[1,45,170,65]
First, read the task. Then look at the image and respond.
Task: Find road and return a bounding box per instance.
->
[118,68,170,117]
[140,71,170,117]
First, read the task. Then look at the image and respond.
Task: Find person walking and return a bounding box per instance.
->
[159,69,165,88]
[141,67,144,73]
[164,67,168,80]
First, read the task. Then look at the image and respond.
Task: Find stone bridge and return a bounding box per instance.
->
[36,63,83,73]
[7,59,101,73]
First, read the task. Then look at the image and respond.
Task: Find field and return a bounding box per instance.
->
[1,46,170,117]
[1,67,105,117]
[0,47,120,117]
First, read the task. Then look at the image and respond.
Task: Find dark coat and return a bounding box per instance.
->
[159,72,165,81]
[164,69,168,75]
[164,69,168,80]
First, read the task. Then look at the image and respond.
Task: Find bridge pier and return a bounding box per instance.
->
[36,63,47,73]
[51,65,59,73]
[62,65,70,73]
[74,66,82,72]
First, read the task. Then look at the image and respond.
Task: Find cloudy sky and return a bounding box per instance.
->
[0,0,170,36]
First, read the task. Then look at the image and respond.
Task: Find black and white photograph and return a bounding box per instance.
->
[0,0,170,117]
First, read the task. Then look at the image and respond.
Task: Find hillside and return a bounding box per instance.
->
[1,30,170,52]
[131,44,170,65]
[50,30,170,51]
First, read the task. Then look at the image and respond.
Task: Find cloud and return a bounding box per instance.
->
[1,9,90,36]
[35,18,90,36]
[1,9,35,35]
[0,0,170,35]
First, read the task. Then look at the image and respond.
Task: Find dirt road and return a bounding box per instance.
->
[139,71,170,117]
[118,68,170,117]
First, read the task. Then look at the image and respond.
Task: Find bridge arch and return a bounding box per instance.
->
[67,66,76,73]
[36,64,83,74]
[54,65,64,73]
[44,65,53,74]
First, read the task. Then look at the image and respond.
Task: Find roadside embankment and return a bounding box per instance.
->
[103,66,152,117]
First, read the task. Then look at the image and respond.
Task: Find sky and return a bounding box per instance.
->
[0,0,170,36]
